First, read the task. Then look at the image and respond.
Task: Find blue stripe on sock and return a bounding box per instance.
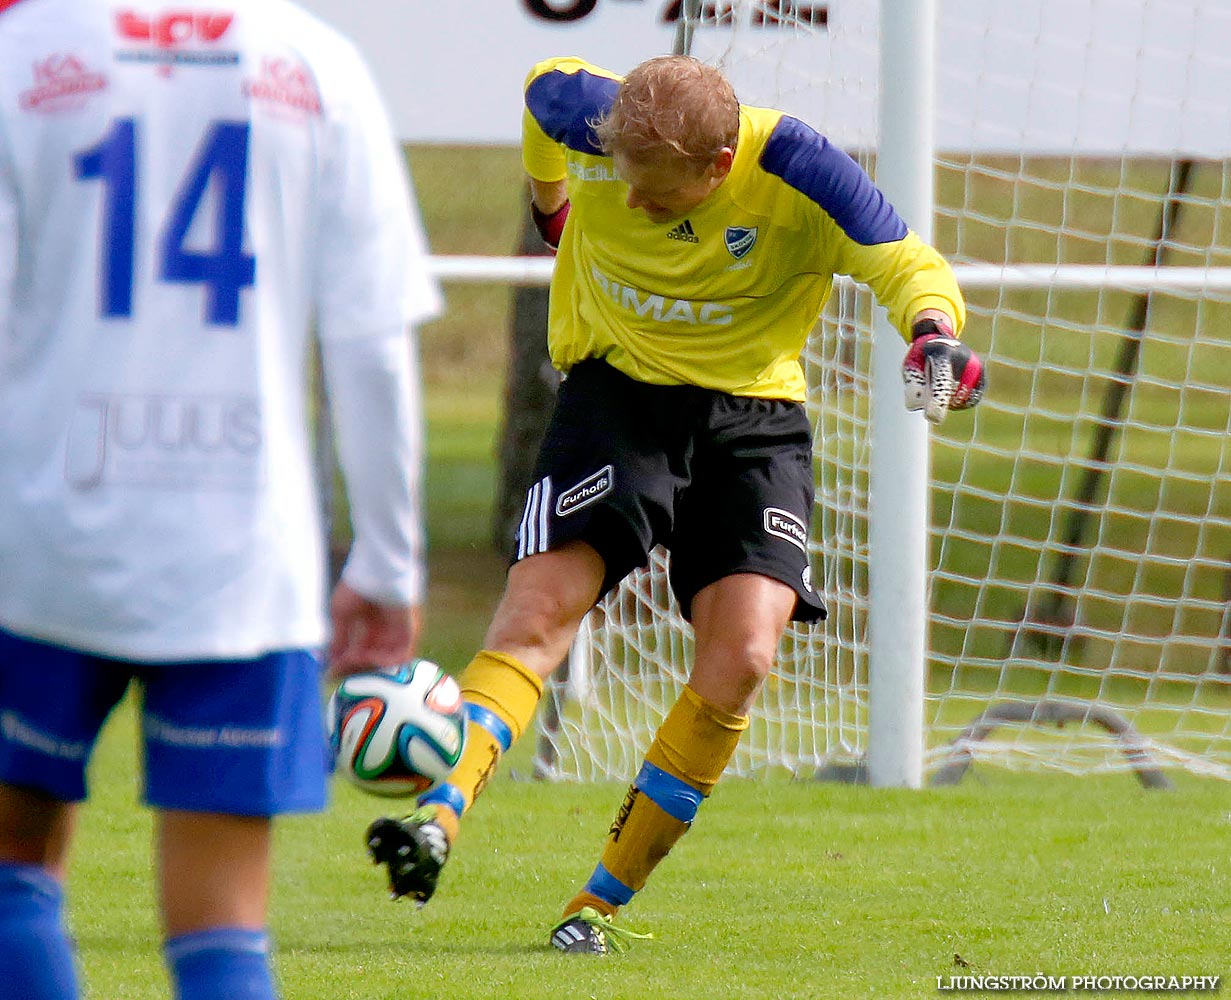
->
[634,761,704,823]
[418,781,466,816]
[465,702,512,752]
[582,862,635,907]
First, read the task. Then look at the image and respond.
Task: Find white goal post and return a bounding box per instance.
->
[418,0,1231,787]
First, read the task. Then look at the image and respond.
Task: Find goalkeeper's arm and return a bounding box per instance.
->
[529,177,569,250]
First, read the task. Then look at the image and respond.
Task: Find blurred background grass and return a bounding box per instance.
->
[403,145,526,668]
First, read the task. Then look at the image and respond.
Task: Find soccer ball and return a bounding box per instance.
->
[328,660,467,797]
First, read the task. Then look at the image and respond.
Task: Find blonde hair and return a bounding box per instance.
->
[593,55,739,168]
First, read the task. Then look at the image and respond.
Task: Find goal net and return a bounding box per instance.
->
[532,0,1231,783]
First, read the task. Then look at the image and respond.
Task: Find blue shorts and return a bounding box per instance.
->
[0,627,328,816]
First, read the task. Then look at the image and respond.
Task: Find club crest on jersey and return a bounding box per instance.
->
[19,55,107,114]
[725,226,758,259]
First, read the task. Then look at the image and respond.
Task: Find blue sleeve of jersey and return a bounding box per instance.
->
[524,68,619,157]
[760,116,907,246]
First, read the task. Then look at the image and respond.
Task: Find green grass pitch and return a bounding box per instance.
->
[72,702,1230,998]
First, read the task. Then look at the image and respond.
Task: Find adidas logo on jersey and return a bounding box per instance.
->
[666,220,699,243]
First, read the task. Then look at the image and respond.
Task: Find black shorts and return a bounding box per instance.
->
[513,359,826,623]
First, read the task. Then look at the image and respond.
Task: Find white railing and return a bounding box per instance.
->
[426,256,1231,293]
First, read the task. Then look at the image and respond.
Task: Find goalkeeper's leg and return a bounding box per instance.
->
[552,573,793,954]
[367,542,603,904]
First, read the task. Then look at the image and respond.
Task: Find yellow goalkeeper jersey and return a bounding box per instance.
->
[522,56,965,402]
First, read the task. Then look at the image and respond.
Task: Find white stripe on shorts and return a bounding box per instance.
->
[517,475,552,559]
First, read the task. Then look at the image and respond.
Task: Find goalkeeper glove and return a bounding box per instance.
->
[901,317,986,424]
[530,198,570,252]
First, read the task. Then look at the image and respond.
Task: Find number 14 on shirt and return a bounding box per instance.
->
[73,117,257,327]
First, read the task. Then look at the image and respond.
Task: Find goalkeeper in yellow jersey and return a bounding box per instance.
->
[367,54,985,954]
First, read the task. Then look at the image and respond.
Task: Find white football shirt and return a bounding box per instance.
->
[0,0,440,659]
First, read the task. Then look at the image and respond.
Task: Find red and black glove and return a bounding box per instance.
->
[530,199,570,252]
[901,317,986,424]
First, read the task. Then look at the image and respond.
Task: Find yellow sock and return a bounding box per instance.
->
[562,685,748,919]
[418,650,543,840]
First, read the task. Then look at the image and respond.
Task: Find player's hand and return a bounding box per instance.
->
[901,318,986,424]
[530,198,570,252]
[327,581,421,679]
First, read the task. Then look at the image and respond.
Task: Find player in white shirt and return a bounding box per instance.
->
[0,0,440,996]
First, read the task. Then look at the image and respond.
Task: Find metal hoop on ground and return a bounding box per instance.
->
[930,699,1174,790]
